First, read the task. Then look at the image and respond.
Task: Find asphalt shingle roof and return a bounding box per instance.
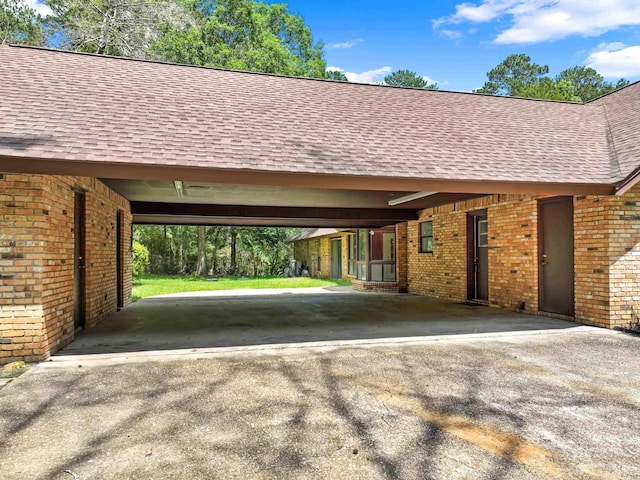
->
[590,84,640,183]
[0,45,638,188]
[286,228,342,242]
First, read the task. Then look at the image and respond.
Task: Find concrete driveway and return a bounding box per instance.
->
[1,306,640,478]
[59,288,581,358]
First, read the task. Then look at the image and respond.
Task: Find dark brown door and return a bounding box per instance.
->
[116,210,123,309]
[330,239,342,279]
[73,191,86,329]
[467,211,489,301]
[539,197,574,316]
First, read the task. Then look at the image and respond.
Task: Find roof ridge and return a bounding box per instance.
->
[598,102,624,180]
[586,78,640,104]
[5,44,586,105]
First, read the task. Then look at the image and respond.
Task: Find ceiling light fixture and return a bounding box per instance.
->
[173,180,184,198]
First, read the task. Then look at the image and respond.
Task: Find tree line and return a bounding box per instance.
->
[474,53,629,102]
[134,225,296,277]
[2,0,630,277]
[2,1,628,98]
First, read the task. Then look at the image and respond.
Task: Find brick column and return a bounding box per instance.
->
[1,173,132,364]
[0,174,46,363]
[574,184,640,328]
[395,222,408,293]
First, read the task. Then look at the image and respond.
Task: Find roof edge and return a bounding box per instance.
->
[615,166,640,196]
[2,44,587,104]
[0,154,618,196]
[0,154,617,196]
[586,78,640,104]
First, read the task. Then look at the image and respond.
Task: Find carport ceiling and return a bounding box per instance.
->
[101,179,484,227]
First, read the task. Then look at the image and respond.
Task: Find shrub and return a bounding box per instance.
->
[132,241,149,278]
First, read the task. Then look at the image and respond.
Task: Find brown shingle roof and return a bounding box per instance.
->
[0,45,637,188]
[589,83,640,186]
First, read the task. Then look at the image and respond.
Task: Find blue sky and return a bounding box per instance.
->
[278,0,640,91]
[27,0,640,92]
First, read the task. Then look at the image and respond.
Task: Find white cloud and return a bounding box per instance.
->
[23,0,53,16]
[422,75,449,87]
[594,41,627,52]
[341,66,392,84]
[586,43,640,78]
[326,39,364,49]
[434,0,640,44]
[329,67,445,86]
[439,29,463,39]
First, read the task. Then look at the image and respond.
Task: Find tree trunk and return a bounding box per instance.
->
[195,226,207,277]
[211,228,221,275]
[163,225,169,274]
[97,3,113,55]
[230,228,237,276]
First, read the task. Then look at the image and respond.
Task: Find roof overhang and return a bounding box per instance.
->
[0,156,616,196]
[0,154,618,227]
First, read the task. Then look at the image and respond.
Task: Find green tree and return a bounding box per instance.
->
[517,77,581,102]
[383,69,437,89]
[0,0,45,45]
[475,54,549,97]
[46,0,192,58]
[326,69,348,81]
[153,0,326,77]
[555,66,629,102]
[132,240,150,277]
[237,227,295,276]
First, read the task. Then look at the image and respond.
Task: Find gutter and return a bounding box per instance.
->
[615,166,640,196]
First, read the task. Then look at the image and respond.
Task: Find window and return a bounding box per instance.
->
[420,221,433,253]
[349,228,397,282]
[477,219,488,247]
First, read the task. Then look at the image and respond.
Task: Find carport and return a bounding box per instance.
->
[2,45,638,364]
[3,46,640,480]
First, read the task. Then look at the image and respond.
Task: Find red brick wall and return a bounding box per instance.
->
[574,195,611,327]
[407,191,640,328]
[407,202,468,302]
[293,237,322,277]
[320,237,330,278]
[0,174,46,362]
[608,184,640,327]
[488,197,538,312]
[574,185,640,328]
[395,223,408,293]
[293,233,355,281]
[1,174,132,364]
[408,195,539,312]
[352,280,399,293]
[341,234,356,281]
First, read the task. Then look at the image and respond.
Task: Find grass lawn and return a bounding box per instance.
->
[132,275,352,302]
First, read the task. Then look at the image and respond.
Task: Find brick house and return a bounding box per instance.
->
[1,45,639,364]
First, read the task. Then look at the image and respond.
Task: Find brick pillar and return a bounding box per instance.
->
[606,185,640,327]
[395,222,408,293]
[1,173,132,364]
[574,195,611,327]
[0,174,46,364]
[574,184,640,328]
